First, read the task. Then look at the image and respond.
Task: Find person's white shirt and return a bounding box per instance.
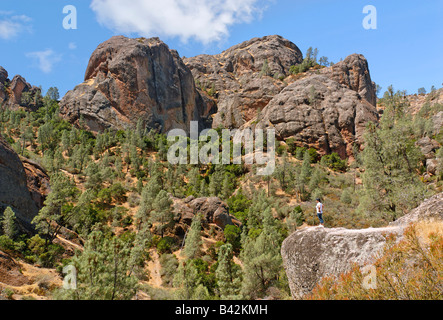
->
[316,202,323,214]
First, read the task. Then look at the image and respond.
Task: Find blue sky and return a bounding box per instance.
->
[0,0,442,98]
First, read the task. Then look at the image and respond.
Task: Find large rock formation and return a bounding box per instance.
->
[0,66,42,111]
[172,196,240,230]
[319,54,377,106]
[185,36,378,157]
[0,67,7,103]
[257,75,378,158]
[0,135,40,232]
[60,36,215,134]
[184,35,304,128]
[281,192,443,299]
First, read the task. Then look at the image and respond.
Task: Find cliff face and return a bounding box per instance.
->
[184,35,304,128]
[59,35,378,158]
[185,36,378,157]
[60,36,215,134]
[281,193,443,299]
[0,135,41,232]
[0,66,42,111]
[256,75,378,158]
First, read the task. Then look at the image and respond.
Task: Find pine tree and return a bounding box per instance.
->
[297,150,312,200]
[150,190,173,238]
[54,230,139,300]
[183,214,202,259]
[2,207,17,239]
[216,243,243,299]
[259,59,272,77]
[359,88,427,221]
[240,208,282,299]
[135,173,162,229]
[32,173,79,247]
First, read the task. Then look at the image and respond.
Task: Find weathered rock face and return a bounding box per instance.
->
[21,158,50,210]
[319,54,377,106]
[185,37,377,158]
[257,75,379,158]
[172,196,240,230]
[0,135,40,232]
[0,66,42,111]
[0,67,8,104]
[184,35,304,128]
[0,67,7,103]
[60,36,215,134]
[281,192,443,299]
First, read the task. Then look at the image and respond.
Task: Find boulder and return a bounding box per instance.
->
[426,159,439,175]
[281,192,443,299]
[416,136,440,159]
[172,196,238,230]
[256,75,378,158]
[60,36,214,134]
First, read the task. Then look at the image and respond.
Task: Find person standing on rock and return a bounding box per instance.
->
[316,199,324,226]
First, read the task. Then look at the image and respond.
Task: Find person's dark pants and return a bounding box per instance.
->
[317,213,324,224]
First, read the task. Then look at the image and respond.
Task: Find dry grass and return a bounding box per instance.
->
[307,221,443,300]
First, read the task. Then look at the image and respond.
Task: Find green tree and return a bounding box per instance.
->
[1,207,17,239]
[259,59,272,77]
[359,88,427,221]
[183,214,202,259]
[240,208,283,299]
[150,190,173,238]
[45,87,60,101]
[135,173,162,229]
[297,150,312,201]
[216,243,243,299]
[32,173,79,247]
[54,230,139,300]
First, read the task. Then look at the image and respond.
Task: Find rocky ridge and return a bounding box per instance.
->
[281,192,443,299]
[185,35,379,157]
[0,66,42,111]
[184,35,304,128]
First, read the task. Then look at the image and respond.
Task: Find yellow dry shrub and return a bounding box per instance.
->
[307,221,443,300]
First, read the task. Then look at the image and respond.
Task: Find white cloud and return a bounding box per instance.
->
[0,12,32,40]
[26,49,62,74]
[90,0,267,44]
[68,42,77,50]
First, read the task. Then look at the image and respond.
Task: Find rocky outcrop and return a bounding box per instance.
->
[0,66,42,111]
[281,192,443,299]
[0,67,7,103]
[319,54,377,106]
[21,158,50,210]
[172,196,240,230]
[60,36,215,134]
[184,35,304,128]
[256,75,379,158]
[417,136,440,160]
[0,135,40,233]
[185,37,378,158]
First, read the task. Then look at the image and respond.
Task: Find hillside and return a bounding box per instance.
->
[0,35,442,301]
